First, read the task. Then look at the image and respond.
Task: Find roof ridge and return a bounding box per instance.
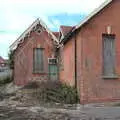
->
[10,18,58,50]
[61,0,112,43]
[75,0,112,30]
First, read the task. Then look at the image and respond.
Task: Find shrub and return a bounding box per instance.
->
[8,50,14,69]
[24,81,79,104]
[46,83,79,104]
[0,75,13,86]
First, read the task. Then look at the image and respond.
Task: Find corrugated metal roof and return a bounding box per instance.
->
[60,26,74,36]
[53,32,59,39]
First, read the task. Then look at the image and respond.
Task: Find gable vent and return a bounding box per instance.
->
[48,58,57,64]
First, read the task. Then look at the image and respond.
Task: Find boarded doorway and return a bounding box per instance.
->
[49,64,58,81]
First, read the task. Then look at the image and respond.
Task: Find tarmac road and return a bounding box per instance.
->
[1,102,120,120]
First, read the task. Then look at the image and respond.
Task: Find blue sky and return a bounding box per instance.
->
[0,0,105,58]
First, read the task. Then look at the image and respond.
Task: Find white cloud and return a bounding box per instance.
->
[0,0,106,58]
[0,33,18,58]
[0,0,106,14]
[0,34,18,44]
[0,0,106,32]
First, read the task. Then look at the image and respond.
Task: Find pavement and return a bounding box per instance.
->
[0,99,120,120]
[0,69,12,79]
[0,83,120,120]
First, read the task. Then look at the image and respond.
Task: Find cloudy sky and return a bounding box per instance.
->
[0,0,106,58]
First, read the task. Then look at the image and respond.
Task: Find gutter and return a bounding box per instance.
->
[74,33,77,89]
[61,0,112,45]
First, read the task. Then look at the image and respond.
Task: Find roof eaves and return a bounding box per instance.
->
[10,19,40,50]
[10,18,59,51]
[75,0,112,30]
[60,28,75,44]
[61,0,112,44]
[39,18,59,44]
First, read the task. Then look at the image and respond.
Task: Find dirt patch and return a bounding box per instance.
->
[0,105,70,120]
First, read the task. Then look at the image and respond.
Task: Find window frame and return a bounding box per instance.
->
[33,48,45,73]
[102,34,118,79]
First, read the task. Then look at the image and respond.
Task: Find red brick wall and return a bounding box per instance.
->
[76,0,120,103]
[59,38,75,86]
[14,30,55,86]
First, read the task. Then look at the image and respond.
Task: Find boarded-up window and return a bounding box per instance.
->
[33,48,44,73]
[103,34,115,76]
